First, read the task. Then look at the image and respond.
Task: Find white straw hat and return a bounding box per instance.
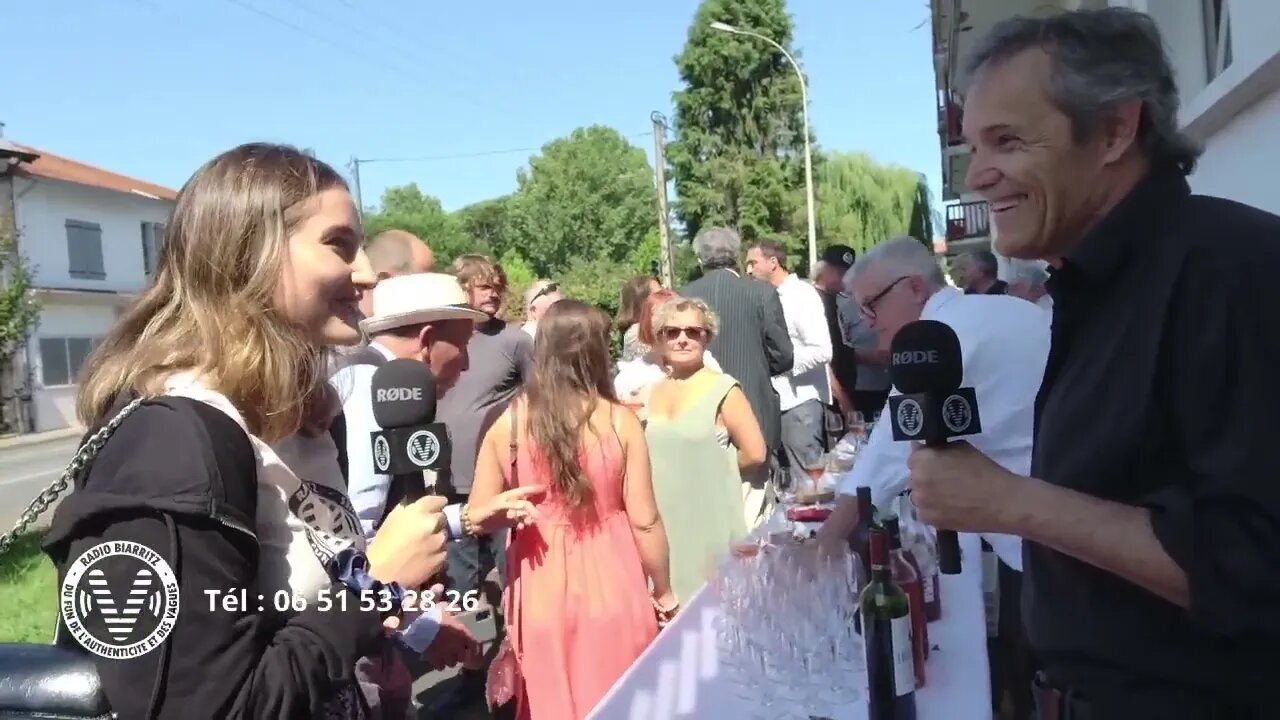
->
[359,273,488,335]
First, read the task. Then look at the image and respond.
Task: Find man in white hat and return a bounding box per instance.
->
[332,272,538,718]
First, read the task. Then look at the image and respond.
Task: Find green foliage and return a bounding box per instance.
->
[813,152,935,255]
[0,230,41,366]
[557,256,638,319]
[511,126,658,276]
[362,184,479,265]
[455,195,517,260]
[668,0,812,263]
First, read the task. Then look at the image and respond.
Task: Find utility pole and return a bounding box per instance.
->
[347,156,364,220]
[650,111,675,288]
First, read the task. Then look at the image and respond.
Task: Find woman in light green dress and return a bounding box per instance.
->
[642,295,768,602]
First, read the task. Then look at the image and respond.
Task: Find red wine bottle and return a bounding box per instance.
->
[849,485,875,582]
[886,517,928,683]
[860,527,918,720]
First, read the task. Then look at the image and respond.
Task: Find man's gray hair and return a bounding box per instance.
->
[693,227,742,270]
[848,236,947,291]
[1006,259,1049,287]
[961,8,1200,175]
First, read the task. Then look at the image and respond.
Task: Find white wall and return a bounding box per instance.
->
[27,300,121,432]
[9,176,172,432]
[12,175,172,293]
[1121,0,1280,215]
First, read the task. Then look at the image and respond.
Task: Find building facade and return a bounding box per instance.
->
[0,141,175,433]
[931,0,1280,272]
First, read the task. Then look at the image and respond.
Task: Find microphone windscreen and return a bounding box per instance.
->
[889,319,963,394]
[370,359,438,428]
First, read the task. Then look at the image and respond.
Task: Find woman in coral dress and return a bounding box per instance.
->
[470,299,678,720]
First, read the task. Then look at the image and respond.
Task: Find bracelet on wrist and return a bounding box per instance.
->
[327,547,405,620]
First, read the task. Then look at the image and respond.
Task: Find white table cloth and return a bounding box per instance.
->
[589,532,993,719]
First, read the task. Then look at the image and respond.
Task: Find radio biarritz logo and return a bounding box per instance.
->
[60,541,180,659]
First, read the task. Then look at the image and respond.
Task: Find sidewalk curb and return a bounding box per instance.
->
[0,427,83,451]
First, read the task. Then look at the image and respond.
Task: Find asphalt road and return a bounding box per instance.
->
[0,434,80,534]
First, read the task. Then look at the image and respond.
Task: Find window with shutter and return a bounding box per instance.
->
[66,219,106,279]
[1204,0,1233,81]
[37,337,101,386]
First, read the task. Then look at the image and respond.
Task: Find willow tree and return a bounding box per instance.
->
[813,152,935,255]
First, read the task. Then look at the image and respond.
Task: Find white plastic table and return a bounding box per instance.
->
[589,532,994,719]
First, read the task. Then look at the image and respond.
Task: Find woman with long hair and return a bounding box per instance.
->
[470,300,676,719]
[616,275,660,360]
[40,143,449,719]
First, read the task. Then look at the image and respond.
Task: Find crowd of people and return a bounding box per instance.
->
[17,6,1280,720]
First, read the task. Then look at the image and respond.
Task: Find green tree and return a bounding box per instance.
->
[362,184,477,264]
[510,126,658,276]
[812,152,935,255]
[455,195,517,260]
[668,0,812,262]
[0,230,40,434]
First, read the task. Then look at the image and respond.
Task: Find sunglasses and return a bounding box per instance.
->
[528,282,559,308]
[660,325,708,342]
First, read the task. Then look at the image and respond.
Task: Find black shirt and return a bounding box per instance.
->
[1026,167,1280,716]
[819,288,858,395]
[965,279,1008,295]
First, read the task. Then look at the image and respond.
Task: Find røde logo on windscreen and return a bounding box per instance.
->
[376,387,423,403]
[892,349,940,365]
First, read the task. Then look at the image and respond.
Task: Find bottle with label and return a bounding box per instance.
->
[886,517,928,685]
[898,495,942,622]
[860,527,918,720]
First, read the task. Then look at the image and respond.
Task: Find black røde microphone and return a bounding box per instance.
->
[368,359,450,499]
[887,319,983,576]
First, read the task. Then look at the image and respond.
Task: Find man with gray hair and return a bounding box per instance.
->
[951,249,1008,295]
[903,8,1280,717]
[816,235,1048,720]
[681,226,793,529]
[1005,259,1052,313]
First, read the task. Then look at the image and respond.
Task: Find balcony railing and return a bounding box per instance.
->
[945,201,990,241]
[937,89,964,148]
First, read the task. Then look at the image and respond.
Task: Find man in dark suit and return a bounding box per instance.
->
[681,227,794,529]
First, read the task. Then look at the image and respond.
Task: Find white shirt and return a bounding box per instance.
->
[771,273,833,411]
[836,287,1050,571]
[329,343,446,650]
[1036,294,1054,313]
[163,373,366,601]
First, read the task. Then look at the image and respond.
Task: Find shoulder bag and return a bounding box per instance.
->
[0,398,145,720]
[485,400,525,712]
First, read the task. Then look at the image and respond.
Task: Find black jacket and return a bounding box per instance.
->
[681,268,794,450]
[41,396,385,719]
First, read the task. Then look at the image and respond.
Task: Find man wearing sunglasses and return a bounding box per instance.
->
[521,279,563,338]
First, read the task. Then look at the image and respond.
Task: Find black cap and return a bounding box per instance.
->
[889,319,963,394]
[370,359,438,428]
[820,244,857,271]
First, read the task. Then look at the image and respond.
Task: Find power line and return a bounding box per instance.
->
[221,0,492,112]
[357,131,655,164]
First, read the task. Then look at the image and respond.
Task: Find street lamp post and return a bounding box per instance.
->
[710,20,818,273]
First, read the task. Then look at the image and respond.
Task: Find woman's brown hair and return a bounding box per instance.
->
[76,143,348,441]
[636,289,677,347]
[616,275,656,332]
[524,299,618,508]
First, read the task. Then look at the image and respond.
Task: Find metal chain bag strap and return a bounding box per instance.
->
[0,397,144,720]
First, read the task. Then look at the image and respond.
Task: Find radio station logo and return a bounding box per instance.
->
[942,393,973,434]
[61,541,180,659]
[895,397,924,437]
[372,434,392,473]
[407,429,441,467]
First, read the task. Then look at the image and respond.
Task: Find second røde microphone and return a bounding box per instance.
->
[368,359,451,497]
[887,319,983,576]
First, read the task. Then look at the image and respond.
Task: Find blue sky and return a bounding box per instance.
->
[6,0,941,214]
